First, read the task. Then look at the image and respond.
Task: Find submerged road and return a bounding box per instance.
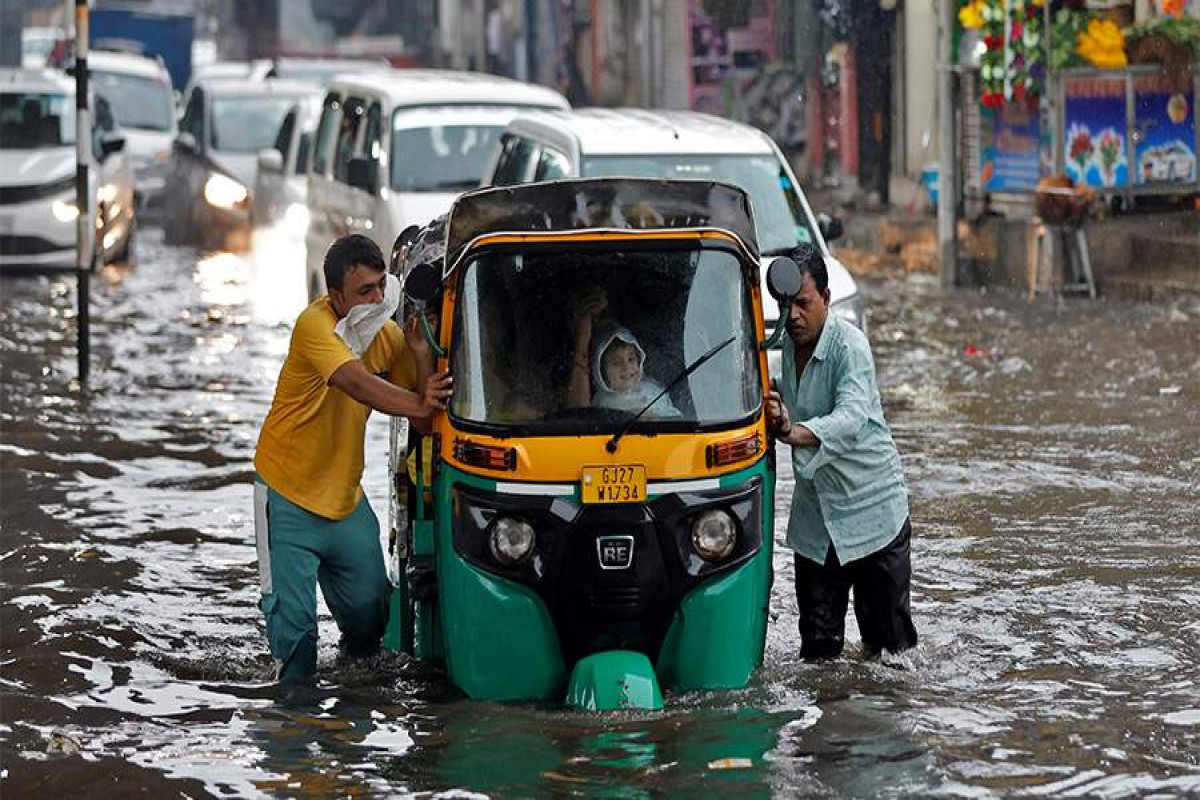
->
[2,228,1198,797]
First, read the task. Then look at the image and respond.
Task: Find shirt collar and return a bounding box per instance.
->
[811,315,837,362]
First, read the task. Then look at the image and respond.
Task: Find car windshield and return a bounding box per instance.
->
[451,245,761,434]
[211,96,297,153]
[91,71,173,132]
[584,154,818,254]
[391,123,502,192]
[0,92,75,148]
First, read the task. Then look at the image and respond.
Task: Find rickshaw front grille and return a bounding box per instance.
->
[586,586,640,614]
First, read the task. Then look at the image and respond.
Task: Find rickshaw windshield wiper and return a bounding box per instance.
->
[605,336,736,454]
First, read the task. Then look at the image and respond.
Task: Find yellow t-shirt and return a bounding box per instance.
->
[255,297,418,520]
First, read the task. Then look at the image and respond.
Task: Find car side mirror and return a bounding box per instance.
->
[176,132,197,154]
[404,261,441,305]
[817,212,844,243]
[99,132,126,158]
[257,148,284,173]
[347,156,377,194]
[766,256,804,304]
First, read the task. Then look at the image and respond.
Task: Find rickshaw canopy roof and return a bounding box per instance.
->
[443,178,759,276]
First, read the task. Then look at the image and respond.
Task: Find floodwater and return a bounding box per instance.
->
[2,229,1199,797]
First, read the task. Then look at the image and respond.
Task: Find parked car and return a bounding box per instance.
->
[87,50,176,220]
[0,68,135,272]
[252,95,322,235]
[303,69,570,300]
[480,108,864,332]
[164,76,318,250]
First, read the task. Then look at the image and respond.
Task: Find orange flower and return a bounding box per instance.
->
[1162,0,1184,17]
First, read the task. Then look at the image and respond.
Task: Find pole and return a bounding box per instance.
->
[75,0,91,384]
[937,0,957,288]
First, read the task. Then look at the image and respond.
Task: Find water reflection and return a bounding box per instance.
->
[2,233,1199,795]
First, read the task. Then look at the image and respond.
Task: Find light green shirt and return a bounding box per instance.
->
[779,316,909,565]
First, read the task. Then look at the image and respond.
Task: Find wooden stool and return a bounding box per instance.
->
[1028,217,1096,300]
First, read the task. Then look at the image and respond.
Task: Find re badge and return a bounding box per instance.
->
[596,535,634,570]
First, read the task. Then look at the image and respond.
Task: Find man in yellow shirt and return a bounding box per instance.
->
[253,234,452,683]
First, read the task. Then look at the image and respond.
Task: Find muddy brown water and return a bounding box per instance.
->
[2,230,1198,797]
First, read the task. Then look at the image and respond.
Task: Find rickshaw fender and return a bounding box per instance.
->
[655,545,772,691]
[565,651,664,712]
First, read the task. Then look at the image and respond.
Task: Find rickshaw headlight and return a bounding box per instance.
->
[691,509,737,562]
[488,517,535,566]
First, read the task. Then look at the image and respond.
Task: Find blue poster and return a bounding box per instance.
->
[980,104,1042,192]
[1133,76,1196,185]
[1063,77,1129,189]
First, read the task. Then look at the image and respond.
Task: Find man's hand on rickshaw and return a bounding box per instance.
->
[404,310,439,358]
[421,369,454,415]
[766,383,792,440]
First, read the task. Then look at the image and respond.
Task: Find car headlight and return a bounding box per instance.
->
[488,517,535,566]
[691,509,737,562]
[204,173,248,209]
[51,198,79,223]
[831,293,866,333]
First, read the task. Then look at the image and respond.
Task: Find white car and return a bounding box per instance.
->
[252,95,322,235]
[164,76,319,250]
[480,108,864,333]
[303,69,570,300]
[0,68,136,272]
[88,50,176,220]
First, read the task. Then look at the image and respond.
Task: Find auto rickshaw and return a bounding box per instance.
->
[384,178,802,710]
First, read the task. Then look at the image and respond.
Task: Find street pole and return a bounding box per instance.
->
[74,0,91,385]
[937,0,957,289]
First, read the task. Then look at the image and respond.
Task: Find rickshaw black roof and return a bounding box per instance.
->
[443,178,759,275]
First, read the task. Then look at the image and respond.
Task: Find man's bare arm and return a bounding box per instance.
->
[329,360,451,418]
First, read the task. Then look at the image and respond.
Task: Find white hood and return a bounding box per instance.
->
[120,128,173,166]
[0,147,74,186]
[208,151,260,194]
[387,190,459,231]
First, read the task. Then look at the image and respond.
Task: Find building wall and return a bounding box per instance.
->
[904,0,939,178]
[661,0,690,109]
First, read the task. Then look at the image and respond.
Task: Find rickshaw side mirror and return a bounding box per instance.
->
[404,261,441,305]
[390,225,422,275]
[766,257,804,303]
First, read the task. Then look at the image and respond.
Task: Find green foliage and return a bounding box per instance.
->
[1051,8,1090,72]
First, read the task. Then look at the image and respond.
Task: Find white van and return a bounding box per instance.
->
[303,70,569,299]
[88,50,176,219]
[479,108,864,332]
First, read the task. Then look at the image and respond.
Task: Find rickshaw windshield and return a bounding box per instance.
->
[451,245,761,434]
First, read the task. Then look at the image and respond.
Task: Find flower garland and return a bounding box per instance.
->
[969,0,1044,109]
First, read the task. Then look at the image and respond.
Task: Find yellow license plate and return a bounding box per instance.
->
[581,465,646,504]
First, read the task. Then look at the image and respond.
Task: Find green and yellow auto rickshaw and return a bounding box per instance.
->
[385,178,802,710]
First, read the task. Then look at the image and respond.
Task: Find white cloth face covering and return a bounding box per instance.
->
[334,273,402,356]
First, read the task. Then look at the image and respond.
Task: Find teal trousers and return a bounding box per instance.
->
[254,479,390,683]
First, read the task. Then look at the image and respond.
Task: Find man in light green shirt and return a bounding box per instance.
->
[766,245,917,659]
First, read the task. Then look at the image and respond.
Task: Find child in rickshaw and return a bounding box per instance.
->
[567,288,679,417]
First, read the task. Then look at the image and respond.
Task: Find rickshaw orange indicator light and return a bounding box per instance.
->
[705,433,762,469]
[453,438,517,471]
